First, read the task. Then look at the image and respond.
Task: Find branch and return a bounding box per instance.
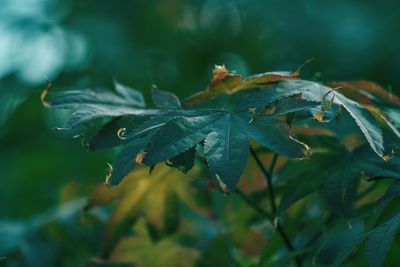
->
[250,147,277,214]
[236,186,301,266]
[244,112,302,266]
[235,189,273,221]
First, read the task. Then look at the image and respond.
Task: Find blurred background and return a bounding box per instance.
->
[1,0,399,266]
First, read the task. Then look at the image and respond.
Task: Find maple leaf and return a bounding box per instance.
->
[43,67,400,190]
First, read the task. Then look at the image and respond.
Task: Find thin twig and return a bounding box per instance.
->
[245,112,302,266]
[236,185,301,266]
[235,188,273,221]
[250,147,277,213]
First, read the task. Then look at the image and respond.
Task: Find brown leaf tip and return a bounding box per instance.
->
[212,65,229,81]
[383,149,395,162]
[135,151,146,165]
[292,57,314,77]
[215,174,230,195]
[40,77,52,108]
[104,162,113,186]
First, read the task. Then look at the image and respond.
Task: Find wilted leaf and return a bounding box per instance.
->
[185,65,298,106]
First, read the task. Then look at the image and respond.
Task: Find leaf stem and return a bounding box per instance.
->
[235,188,273,221]
[250,147,277,214]
[247,111,302,267]
[236,186,301,267]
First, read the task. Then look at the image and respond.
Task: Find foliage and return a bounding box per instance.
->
[2,1,400,267]
[36,64,400,267]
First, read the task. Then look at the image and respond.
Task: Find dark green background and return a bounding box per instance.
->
[1,0,399,266]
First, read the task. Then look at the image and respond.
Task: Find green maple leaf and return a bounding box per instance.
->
[42,81,156,129]
[238,79,395,158]
[127,106,310,191]
[43,67,400,191]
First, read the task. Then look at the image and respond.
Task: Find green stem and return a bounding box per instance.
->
[250,148,277,214]
[267,153,279,213]
[235,189,273,221]
[245,113,302,267]
[236,186,301,266]
[356,181,379,201]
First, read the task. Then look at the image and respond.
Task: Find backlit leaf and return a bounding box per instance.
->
[86,166,210,256]
[44,84,158,129]
[114,81,146,108]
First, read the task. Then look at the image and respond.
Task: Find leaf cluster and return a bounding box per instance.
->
[43,65,400,266]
